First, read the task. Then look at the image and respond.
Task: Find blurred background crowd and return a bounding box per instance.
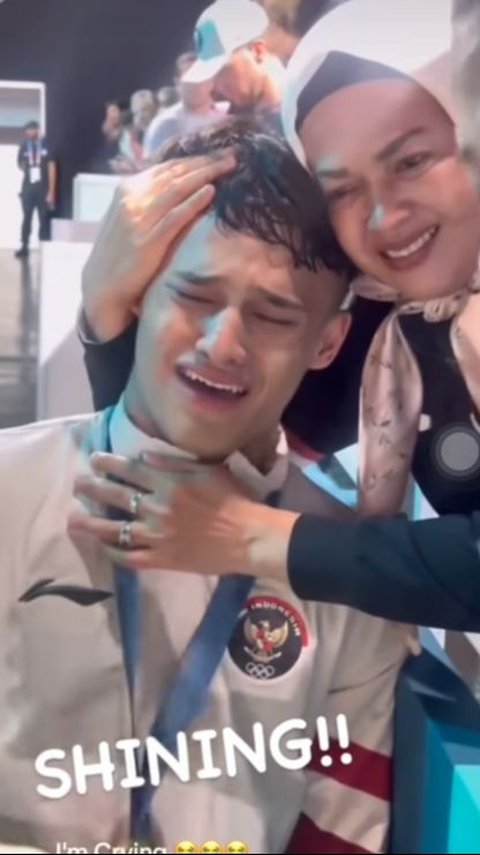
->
[0,0,339,215]
[94,0,338,175]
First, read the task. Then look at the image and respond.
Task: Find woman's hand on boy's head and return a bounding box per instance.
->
[81,151,236,343]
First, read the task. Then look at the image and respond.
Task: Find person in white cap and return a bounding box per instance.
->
[183,0,285,129]
[144,52,227,159]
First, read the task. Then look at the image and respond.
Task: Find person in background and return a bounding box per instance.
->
[143,52,227,158]
[156,85,179,111]
[15,120,56,260]
[101,99,124,146]
[183,0,285,131]
[94,99,126,173]
[130,89,157,140]
[110,109,146,175]
[105,94,156,175]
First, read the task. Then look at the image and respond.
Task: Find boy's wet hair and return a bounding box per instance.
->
[160,118,357,285]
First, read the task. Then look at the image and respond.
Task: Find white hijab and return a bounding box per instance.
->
[283,0,456,166]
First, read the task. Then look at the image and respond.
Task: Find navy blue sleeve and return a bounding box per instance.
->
[42,137,56,162]
[79,314,137,410]
[288,512,480,630]
[17,141,27,170]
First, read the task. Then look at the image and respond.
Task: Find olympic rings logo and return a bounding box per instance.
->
[245,662,276,680]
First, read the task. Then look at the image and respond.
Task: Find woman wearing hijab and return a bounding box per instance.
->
[75,0,480,631]
[283,0,480,522]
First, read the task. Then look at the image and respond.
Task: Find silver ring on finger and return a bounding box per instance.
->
[129,491,143,518]
[118,520,133,549]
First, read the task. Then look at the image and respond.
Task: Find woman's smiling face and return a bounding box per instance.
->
[299,78,480,301]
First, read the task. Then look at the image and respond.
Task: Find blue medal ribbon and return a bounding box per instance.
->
[105,417,275,841]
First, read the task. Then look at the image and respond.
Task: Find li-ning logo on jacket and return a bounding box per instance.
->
[20,578,113,607]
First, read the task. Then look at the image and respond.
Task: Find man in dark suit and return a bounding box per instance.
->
[15,120,56,259]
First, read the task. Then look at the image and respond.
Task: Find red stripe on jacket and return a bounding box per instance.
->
[309,739,392,802]
[286,812,374,854]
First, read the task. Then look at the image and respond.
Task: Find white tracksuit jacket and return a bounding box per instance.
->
[0,403,411,854]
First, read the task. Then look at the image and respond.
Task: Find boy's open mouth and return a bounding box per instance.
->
[176,366,249,401]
